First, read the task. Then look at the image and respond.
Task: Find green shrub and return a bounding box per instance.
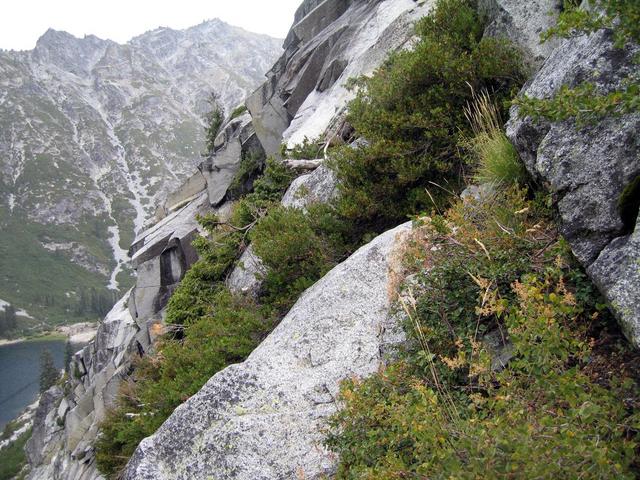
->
[227,151,265,200]
[282,136,324,160]
[165,158,294,326]
[251,203,350,311]
[97,157,297,477]
[328,0,525,231]
[514,0,640,123]
[246,157,296,206]
[203,91,225,156]
[327,187,640,479]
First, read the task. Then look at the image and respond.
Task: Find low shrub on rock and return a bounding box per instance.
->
[327,185,640,479]
[328,0,525,232]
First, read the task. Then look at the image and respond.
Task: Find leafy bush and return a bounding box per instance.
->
[281,136,324,160]
[327,187,640,479]
[251,203,351,311]
[514,0,640,123]
[328,0,525,231]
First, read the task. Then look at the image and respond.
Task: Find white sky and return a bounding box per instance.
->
[0,0,303,51]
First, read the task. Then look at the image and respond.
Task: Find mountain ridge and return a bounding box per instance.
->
[0,18,282,332]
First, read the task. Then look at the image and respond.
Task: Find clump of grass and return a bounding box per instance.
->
[465,89,527,187]
[229,104,248,120]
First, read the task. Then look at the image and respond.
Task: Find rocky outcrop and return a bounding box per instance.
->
[25,387,65,469]
[26,296,136,480]
[26,191,225,480]
[479,0,561,69]
[247,0,434,156]
[507,28,640,346]
[201,111,265,206]
[281,164,338,209]
[226,246,265,297]
[129,192,210,324]
[124,222,412,480]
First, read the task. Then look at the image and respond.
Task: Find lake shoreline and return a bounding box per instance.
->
[0,322,98,347]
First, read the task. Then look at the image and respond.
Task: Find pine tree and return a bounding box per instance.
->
[203,91,225,156]
[39,348,59,393]
[64,340,74,373]
[4,304,17,330]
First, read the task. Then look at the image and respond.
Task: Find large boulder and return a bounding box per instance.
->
[281,164,338,209]
[506,28,640,346]
[124,222,412,479]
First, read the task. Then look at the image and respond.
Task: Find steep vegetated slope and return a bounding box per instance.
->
[25,0,640,479]
[0,20,281,333]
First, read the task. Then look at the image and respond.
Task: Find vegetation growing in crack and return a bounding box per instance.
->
[95,158,296,477]
[229,104,248,120]
[94,0,640,477]
[202,91,225,157]
[514,0,640,123]
[326,172,640,480]
[325,44,640,476]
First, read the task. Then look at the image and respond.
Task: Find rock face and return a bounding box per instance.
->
[128,192,210,324]
[247,0,434,156]
[26,295,136,480]
[201,111,265,206]
[26,192,232,480]
[0,19,282,322]
[507,29,640,346]
[25,387,65,468]
[479,0,561,69]
[124,222,412,480]
[227,246,265,297]
[281,164,338,209]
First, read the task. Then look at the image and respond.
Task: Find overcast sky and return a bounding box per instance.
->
[0,0,302,51]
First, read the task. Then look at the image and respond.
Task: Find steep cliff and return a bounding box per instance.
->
[24,0,640,479]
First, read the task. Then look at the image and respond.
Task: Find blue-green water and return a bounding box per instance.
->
[0,339,68,431]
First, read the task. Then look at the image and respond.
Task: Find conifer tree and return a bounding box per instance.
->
[39,348,59,393]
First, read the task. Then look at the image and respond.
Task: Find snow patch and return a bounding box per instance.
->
[0,298,33,319]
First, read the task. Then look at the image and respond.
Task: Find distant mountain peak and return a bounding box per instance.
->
[0,20,282,322]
